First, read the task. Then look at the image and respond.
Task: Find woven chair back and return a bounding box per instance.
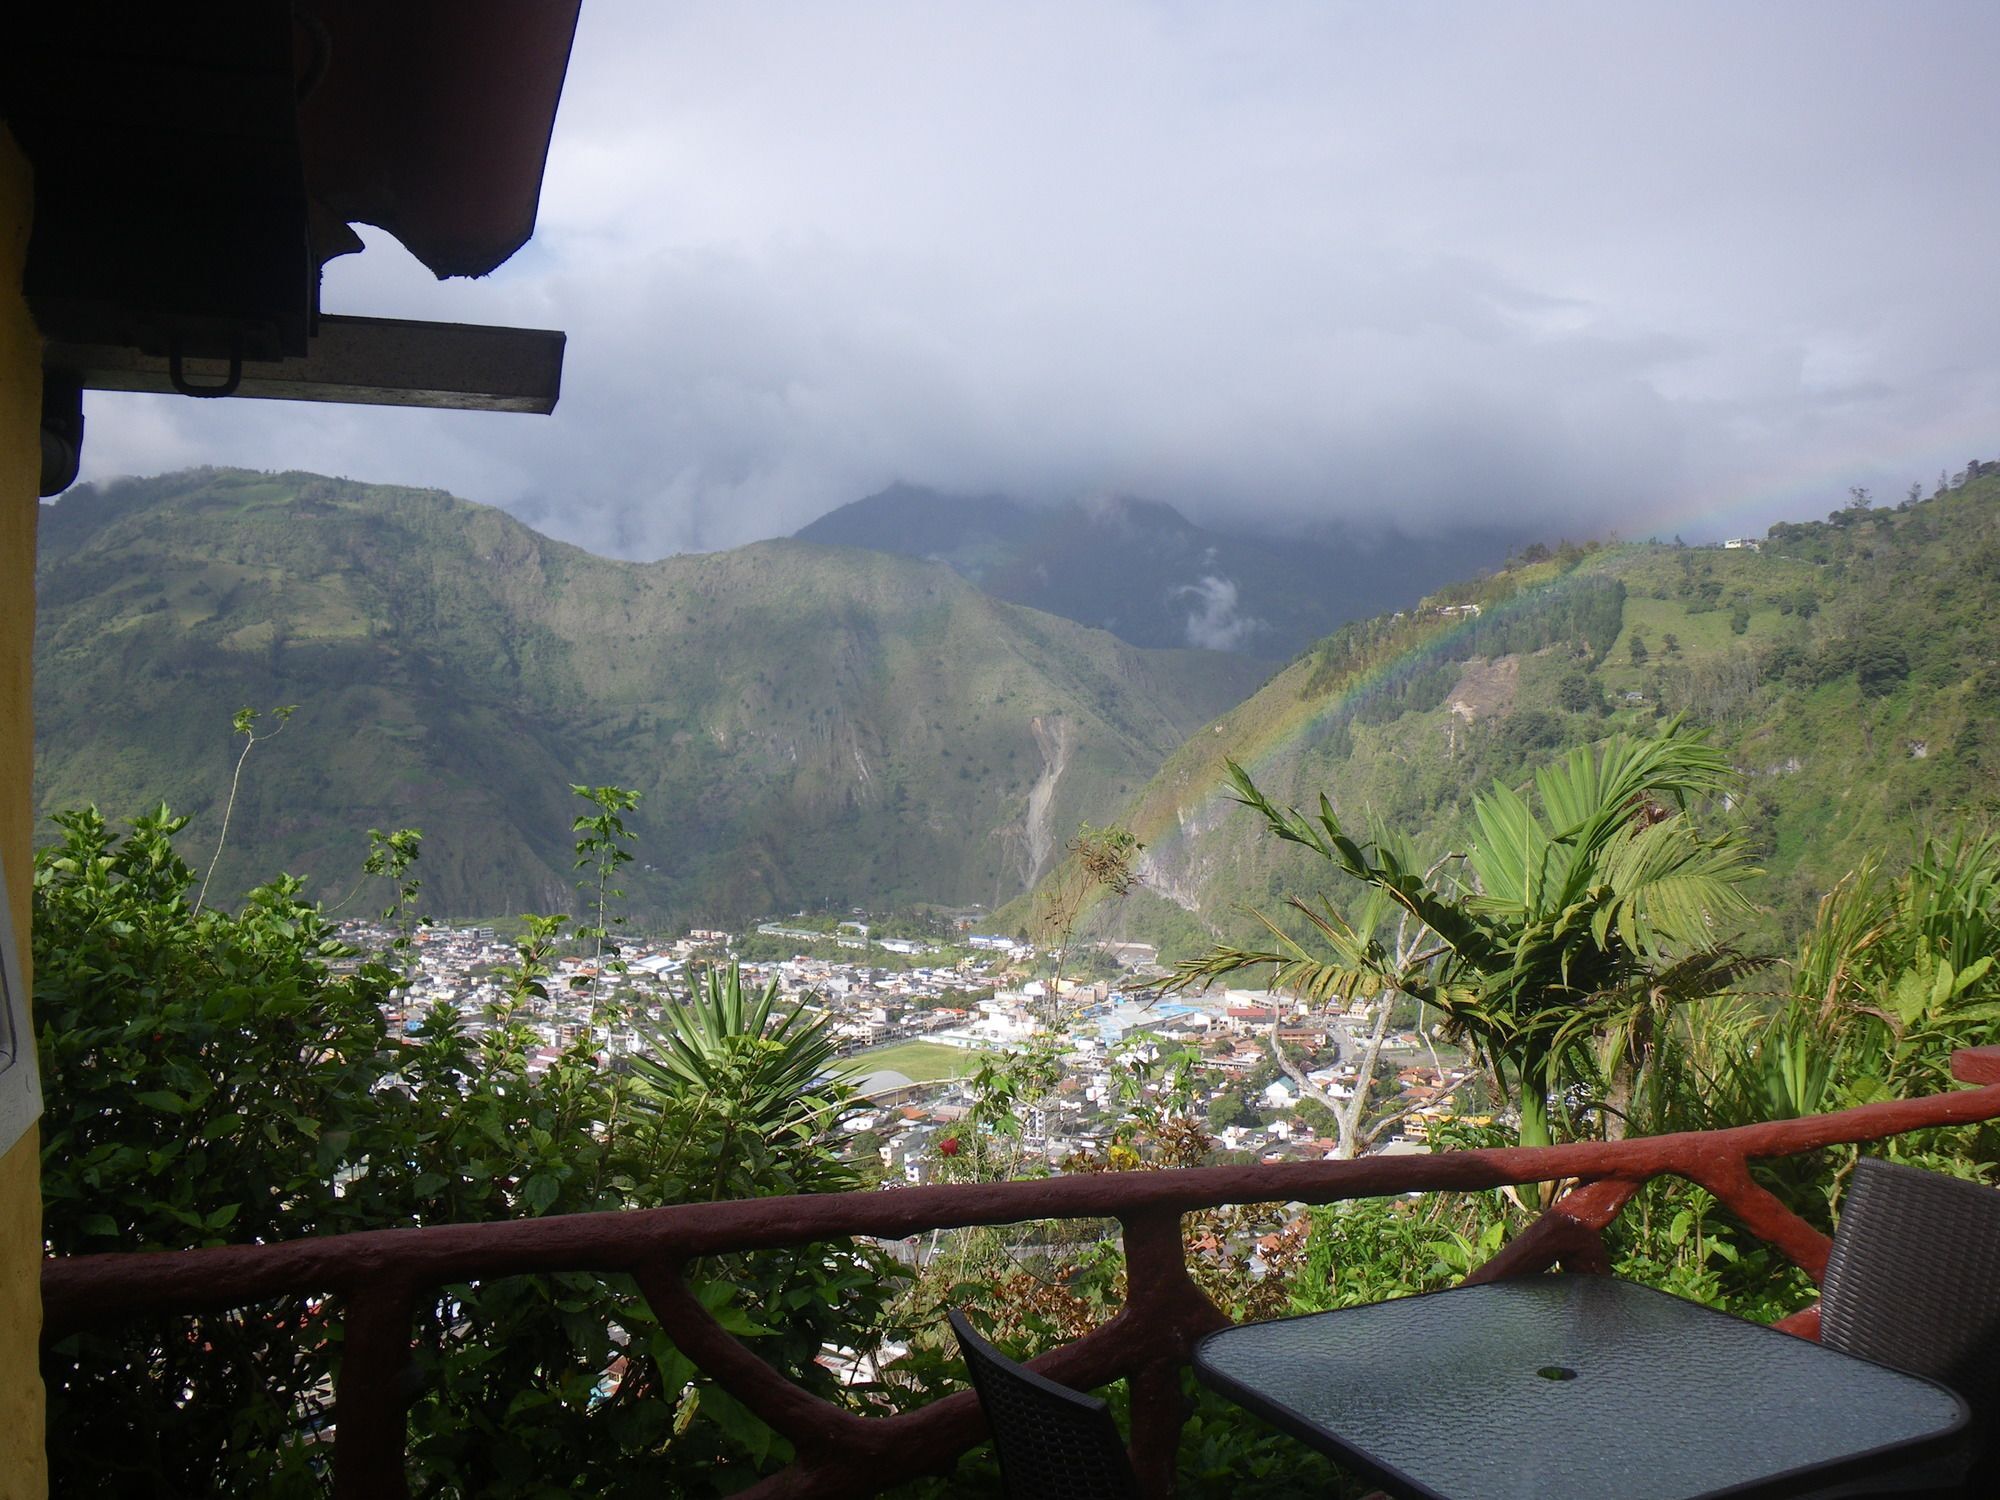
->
[948,1308,1142,1500]
[1821,1157,2000,1479]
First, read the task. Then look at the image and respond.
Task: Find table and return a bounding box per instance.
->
[1191,1274,1967,1500]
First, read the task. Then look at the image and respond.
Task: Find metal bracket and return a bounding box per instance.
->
[167,338,244,398]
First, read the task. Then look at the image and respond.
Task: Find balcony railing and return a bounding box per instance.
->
[42,1046,2000,1500]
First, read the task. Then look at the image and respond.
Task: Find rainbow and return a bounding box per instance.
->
[1105,438,1999,913]
[1121,553,1638,868]
[1632,417,1994,546]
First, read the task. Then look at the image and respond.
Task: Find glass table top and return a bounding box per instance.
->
[1193,1274,1966,1500]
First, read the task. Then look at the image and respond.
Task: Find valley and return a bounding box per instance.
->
[35,464,2000,963]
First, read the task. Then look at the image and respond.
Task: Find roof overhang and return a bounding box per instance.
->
[3,1,582,493]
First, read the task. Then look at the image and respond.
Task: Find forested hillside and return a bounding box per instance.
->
[798,483,1525,658]
[1028,469,2000,957]
[41,465,2000,943]
[34,470,1265,921]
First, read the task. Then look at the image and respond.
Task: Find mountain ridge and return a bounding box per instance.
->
[34,469,1267,923]
[796,482,1530,658]
[1013,476,2000,958]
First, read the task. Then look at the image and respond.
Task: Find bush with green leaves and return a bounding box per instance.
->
[35,801,899,1497]
[1169,719,1762,1146]
[37,803,400,1492]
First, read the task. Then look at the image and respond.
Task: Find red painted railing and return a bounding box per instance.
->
[43,1047,2000,1499]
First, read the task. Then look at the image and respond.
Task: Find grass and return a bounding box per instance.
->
[846,1038,988,1083]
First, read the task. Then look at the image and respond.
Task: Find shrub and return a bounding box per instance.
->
[36,804,896,1497]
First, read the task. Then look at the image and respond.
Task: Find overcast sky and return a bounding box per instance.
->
[75,0,2000,558]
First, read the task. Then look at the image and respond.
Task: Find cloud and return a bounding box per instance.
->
[72,1,2000,559]
[1176,576,1264,653]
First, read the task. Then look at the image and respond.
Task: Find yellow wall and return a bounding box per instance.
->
[0,124,47,1499]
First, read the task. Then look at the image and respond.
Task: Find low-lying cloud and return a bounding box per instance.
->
[74,2,2000,561]
[1176,576,1264,653]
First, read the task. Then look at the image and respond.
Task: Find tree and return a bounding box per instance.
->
[1629,635,1649,667]
[1207,1090,1246,1132]
[1168,721,1760,1147]
[1557,670,1602,715]
[1499,709,1565,757]
[36,805,398,1492]
[1164,863,1473,1160]
[194,702,295,912]
[1856,639,1910,697]
[571,782,642,981]
[1663,633,1681,657]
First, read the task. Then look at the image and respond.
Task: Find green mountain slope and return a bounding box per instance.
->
[1022,472,2000,958]
[35,470,1267,921]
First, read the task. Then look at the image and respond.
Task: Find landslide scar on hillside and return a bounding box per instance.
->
[1446,653,1520,721]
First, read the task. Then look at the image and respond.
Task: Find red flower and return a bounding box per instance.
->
[938,1136,961,1157]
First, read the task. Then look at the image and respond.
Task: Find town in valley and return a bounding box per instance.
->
[341,912,1477,1204]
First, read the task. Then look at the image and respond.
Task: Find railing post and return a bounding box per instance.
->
[1463,1178,1637,1285]
[332,1278,418,1500]
[1119,1207,1228,1499]
[1683,1156,1833,1283]
[1126,1351,1187,1500]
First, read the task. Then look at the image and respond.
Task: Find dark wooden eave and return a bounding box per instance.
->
[298,0,584,281]
[3,1,583,491]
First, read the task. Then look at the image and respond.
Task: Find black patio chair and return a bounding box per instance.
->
[947,1307,1142,1500]
[1815,1157,2000,1494]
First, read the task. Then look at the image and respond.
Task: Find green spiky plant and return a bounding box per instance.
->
[628,963,858,1200]
[1168,717,1763,1145]
[1749,830,2000,1125]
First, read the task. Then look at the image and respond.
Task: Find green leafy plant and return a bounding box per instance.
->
[570,783,641,984]
[36,803,399,1492]
[628,962,858,1200]
[36,796,898,1498]
[1170,719,1762,1145]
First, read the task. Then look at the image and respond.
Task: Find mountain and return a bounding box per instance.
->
[1017,471,2000,959]
[34,470,1268,922]
[795,484,1529,659]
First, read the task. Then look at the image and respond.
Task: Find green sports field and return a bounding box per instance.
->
[846,1038,987,1083]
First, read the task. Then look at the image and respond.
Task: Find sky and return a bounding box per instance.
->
[75,0,2000,560]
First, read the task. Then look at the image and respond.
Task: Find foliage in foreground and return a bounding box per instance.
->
[35,802,892,1497]
[1170,719,1762,1145]
[33,749,2000,1496]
